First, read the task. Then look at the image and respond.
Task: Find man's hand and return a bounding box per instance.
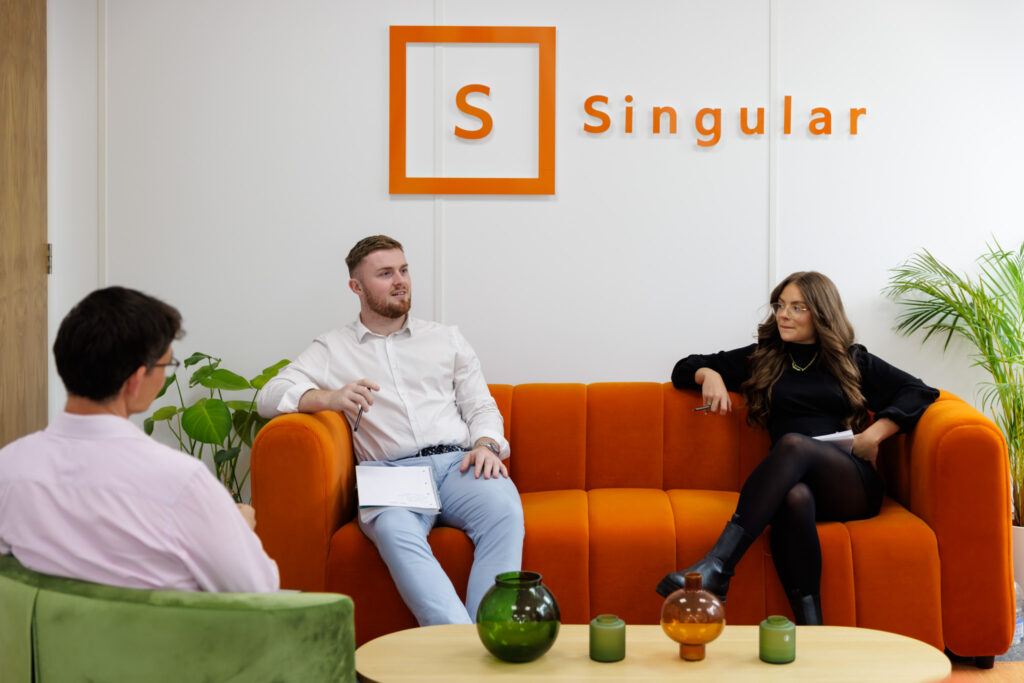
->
[237,503,257,530]
[299,379,380,417]
[459,446,509,480]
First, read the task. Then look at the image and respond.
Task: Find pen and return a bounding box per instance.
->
[693,405,712,412]
[354,405,364,432]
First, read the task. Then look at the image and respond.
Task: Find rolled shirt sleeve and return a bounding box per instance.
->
[451,327,509,458]
[256,337,332,418]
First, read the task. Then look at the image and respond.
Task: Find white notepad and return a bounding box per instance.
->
[813,429,854,454]
[355,465,442,522]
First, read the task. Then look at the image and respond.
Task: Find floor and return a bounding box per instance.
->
[949,661,1024,681]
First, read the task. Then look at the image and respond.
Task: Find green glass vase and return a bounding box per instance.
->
[476,571,561,663]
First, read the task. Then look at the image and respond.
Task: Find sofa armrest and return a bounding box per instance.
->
[251,411,356,591]
[903,391,1013,655]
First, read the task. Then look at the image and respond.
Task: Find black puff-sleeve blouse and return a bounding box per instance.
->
[671,342,940,445]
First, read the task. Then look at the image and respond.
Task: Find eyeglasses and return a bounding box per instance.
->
[151,357,181,376]
[771,302,810,316]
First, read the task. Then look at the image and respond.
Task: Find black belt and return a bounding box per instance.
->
[412,444,465,458]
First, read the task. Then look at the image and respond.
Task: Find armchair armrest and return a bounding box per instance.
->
[0,554,355,683]
[903,391,1013,656]
[251,411,356,591]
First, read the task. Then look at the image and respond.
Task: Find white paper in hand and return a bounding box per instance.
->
[813,429,854,454]
[356,465,442,523]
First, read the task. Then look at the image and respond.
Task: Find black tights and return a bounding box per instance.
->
[732,433,878,598]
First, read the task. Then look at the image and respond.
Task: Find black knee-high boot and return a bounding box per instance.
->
[788,592,823,625]
[656,521,755,601]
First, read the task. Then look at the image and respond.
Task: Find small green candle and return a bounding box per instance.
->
[759,615,795,664]
[589,614,626,662]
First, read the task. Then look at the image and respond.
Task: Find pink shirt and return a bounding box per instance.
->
[0,412,279,592]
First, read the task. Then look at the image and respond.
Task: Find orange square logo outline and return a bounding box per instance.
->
[389,26,556,195]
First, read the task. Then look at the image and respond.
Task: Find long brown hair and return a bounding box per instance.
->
[740,271,869,431]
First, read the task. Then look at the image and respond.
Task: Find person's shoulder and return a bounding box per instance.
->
[408,317,458,338]
[847,343,870,359]
[0,429,46,467]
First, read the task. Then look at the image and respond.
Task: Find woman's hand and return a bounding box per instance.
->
[851,433,879,467]
[851,418,899,468]
[696,368,732,415]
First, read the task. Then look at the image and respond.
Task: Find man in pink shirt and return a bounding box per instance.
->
[0,287,279,592]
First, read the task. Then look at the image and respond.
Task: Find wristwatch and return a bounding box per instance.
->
[481,441,500,457]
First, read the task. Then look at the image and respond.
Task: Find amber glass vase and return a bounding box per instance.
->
[660,571,726,661]
[476,571,561,663]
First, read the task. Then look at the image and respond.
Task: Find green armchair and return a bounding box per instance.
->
[0,554,355,682]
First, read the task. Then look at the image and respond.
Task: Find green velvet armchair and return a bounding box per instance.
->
[0,554,355,682]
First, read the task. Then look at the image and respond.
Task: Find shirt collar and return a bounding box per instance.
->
[46,411,147,440]
[353,315,415,343]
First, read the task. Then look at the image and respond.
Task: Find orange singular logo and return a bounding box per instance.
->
[582,95,866,146]
[389,25,867,195]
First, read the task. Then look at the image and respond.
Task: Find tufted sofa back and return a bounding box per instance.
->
[490,383,771,494]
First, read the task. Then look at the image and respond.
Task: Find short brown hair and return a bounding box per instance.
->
[345,235,404,276]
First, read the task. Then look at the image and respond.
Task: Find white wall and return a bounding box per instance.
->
[48,0,1024,425]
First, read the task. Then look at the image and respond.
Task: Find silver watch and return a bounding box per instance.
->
[482,441,500,457]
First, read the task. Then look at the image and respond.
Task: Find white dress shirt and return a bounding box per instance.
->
[257,316,509,462]
[0,412,280,593]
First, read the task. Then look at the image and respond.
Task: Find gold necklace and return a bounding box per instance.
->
[790,351,818,372]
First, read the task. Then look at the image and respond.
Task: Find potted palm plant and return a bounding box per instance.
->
[884,239,1023,576]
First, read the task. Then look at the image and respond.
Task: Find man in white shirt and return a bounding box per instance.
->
[0,287,279,593]
[257,235,524,625]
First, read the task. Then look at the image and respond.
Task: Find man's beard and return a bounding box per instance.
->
[366,289,411,319]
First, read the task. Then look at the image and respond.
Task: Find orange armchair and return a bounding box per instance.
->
[250,383,1012,666]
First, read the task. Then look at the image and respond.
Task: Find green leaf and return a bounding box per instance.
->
[225,400,254,411]
[189,364,215,388]
[199,369,251,391]
[250,359,290,389]
[151,405,179,421]
[263,359,291,375]
[144,418,154,436]
[183,352,214,368]
[214,446,241,466]
[155,375,175,400]
[181,398,232,445]
[233,409,256,447]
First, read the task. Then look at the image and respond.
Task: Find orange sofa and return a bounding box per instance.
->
[250,383,1013,665]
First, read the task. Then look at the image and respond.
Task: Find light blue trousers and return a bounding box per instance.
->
[357,450,525,625]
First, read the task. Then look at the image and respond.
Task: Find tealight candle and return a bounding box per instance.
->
[759,614,796,664]
[589,614,626,662]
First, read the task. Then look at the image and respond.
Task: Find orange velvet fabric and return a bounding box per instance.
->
[250,384,1012,657]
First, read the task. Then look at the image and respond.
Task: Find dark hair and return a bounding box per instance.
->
[345,235,404,276]
[53,286,184,402]
[741,271,869,431]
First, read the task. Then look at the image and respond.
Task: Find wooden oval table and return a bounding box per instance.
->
[356,623,951,681]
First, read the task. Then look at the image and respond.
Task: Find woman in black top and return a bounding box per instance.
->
[656,271,938,624]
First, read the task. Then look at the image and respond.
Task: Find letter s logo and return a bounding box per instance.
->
[454,84,493,140]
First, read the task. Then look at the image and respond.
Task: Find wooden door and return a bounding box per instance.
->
[0,0,48,447]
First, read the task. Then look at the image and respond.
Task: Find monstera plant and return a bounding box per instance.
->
[885,239,1024,525]
[145,352,289,503]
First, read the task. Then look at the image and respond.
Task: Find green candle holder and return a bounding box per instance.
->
[589,614,626,662]
[759,614,796,664]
